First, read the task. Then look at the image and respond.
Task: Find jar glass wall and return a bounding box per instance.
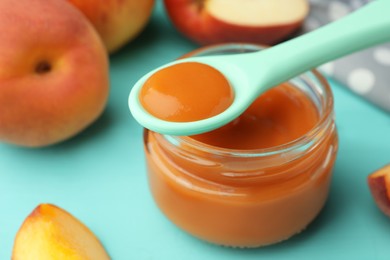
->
[143,44,338,248]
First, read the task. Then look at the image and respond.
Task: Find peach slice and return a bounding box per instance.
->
[164,0,309,45]
[12,204,110,260]
[367,164,390,217]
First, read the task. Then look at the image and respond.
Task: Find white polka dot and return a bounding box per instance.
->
[374,47,390,66]
[319,62,335,75]
[306,17,321,30]
[347,68,376,94]
[350,0,364,10]
[328,1,350,21]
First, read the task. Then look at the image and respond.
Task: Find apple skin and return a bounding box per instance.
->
[164,0,307,46]
[0,0,109,147]
[12,204,110,260]
[368,165,390,217]
[67,0,155,53]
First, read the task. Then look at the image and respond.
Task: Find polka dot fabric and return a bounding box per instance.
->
[304,0,390,112]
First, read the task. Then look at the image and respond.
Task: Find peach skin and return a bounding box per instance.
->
[0,0,109,147]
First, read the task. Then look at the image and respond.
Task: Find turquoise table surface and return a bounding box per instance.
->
[1,2,390,259]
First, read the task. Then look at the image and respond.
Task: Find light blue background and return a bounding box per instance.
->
[1,2,389,259]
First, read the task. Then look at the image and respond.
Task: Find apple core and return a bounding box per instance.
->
[139,62,234,122]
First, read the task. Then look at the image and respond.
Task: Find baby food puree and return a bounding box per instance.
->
[141,45,338,247]
[140,62,233,122]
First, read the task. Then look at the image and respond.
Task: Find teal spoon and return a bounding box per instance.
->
[129,0,390,136]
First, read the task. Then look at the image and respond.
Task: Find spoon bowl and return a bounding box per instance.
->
[129,54,263,135]
[129,0,390,136]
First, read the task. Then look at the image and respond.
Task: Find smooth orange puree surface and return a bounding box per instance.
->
[191,83,319,149]
[140,62,234,122]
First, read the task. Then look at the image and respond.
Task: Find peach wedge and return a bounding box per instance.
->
[12,204,110,260]
[367,164,390,217]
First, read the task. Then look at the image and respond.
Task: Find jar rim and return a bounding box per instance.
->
[158,43,335,158]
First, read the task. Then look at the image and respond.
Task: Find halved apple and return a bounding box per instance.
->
[367,164,390,217]
[164,0,309,45]
[12,204,110,260]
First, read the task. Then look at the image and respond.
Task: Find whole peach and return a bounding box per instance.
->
[67,0,155,53]
[0,0,109,147]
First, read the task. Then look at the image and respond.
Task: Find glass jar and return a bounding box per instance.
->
[143,44,338,248]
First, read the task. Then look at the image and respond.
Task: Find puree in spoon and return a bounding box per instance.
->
[140,62,233,122]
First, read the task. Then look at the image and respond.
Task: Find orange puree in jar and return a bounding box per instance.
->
[191,83,318,149]
[140,62,233,122]
[143,44,338,248]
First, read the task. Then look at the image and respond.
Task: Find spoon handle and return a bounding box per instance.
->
[246,0,390,94]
